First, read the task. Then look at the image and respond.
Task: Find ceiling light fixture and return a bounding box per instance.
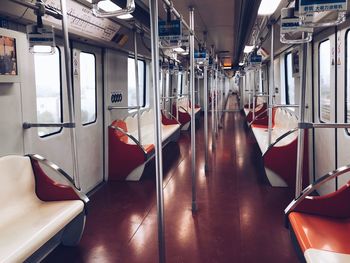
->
[244,45,254,53]
[97,0,133,19]
[258,0,282,16]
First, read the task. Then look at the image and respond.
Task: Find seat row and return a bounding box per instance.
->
[0,155,88,262]
[245,105,309,189]
[108,109,181,181]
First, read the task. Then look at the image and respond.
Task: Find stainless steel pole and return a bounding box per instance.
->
[204,65,209,172]
[149,0,166,261]
[215,68,219,137]
[189,7,197,212]
[295,41,308,198]
[268,23,275,146]
[134,29,142,144]
[211,72,215,150]
[60,0,80,189]
[252,70,256,120]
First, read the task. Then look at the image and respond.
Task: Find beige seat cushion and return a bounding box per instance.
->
[0,156,84,263]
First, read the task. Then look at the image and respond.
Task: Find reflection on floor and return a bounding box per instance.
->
[44,95,298,263]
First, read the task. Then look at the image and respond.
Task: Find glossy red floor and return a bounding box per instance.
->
[44,95,298,262]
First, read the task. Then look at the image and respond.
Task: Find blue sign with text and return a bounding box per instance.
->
[159,20,182,40]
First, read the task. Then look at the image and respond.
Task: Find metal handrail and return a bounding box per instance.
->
[108,106,141,110]
[23,122,75,129]
[262,128,298,157]
[248,108,268,127]
[162,110,181,124]
[285,163,350,215]
[28,154,89,203]
[109,125,148,156]
[274,104,299,108]
[92,0,135,18]
[299,122,350,129]
[178,105,190,114]
[280,33,313,44]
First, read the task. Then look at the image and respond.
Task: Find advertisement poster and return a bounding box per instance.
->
[0,35,17,75]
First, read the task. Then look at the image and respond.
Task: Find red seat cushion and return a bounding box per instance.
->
[289,212,350,254]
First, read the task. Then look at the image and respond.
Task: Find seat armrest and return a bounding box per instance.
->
[29,154,89,205]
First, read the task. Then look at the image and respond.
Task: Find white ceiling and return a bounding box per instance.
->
[141,0,238,65]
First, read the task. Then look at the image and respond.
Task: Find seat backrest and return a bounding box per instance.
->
[141,109,154,127]
[111,120,129,143]
[0,156,39,218]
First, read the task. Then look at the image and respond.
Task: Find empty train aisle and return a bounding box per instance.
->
[44,94,298,263]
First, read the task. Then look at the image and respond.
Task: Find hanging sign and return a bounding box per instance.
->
[281,18,314,33]
[249,55,262,65]
[27,25,56,54]
[194,51,208,64]
[159,20,182,41]
[299,0,348,14]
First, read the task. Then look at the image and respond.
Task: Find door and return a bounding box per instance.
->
[336,26,350,188]
[313,29,337,194]
[22,39,104,194]
[72,42,104,192]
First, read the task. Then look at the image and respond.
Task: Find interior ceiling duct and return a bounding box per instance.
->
[233,0,262,66]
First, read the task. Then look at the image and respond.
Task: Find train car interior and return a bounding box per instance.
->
[1,0,350,262]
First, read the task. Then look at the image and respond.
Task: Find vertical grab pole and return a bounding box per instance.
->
[252,70,256,121]
[149,0,166,261]
[219,74,223,127]
[268,23,275,146]
[215,68,219,136]
[189,7,197,212]
[204,65,209,172]
[60,0,80,189]
[133,29,142,144]
[211,71,215,150]
[248,72,251,111]
[295,41,308,198]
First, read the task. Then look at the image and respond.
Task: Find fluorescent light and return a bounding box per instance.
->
[118,14,133,19]
[97,0,133,19]
[244,45,254,53]
[223,66,231,70]
[174,47,185,53]
[239,62,244,66]
[258,0,282,15]
[181,52,189,55]
[32,45,54,54]
[98,0,119,12]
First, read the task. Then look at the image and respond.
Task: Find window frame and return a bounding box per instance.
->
[80,51,97,126]
[34,46,63,138]
[318,38,331,124]
[128,56,146,108]
[284,51,294,105]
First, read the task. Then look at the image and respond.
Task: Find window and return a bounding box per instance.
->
[346,31,350,133]
[177,73,183,96]
[34,47,62,137]
[319,40,331,123]
[128,57,145,107]
[80,52,96,125]
[285,52,295,104]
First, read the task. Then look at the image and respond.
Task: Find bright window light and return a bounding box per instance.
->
[174,47,185,53]
[258,0,282,16]
[244,46,254,53]
[97,0,133,19]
